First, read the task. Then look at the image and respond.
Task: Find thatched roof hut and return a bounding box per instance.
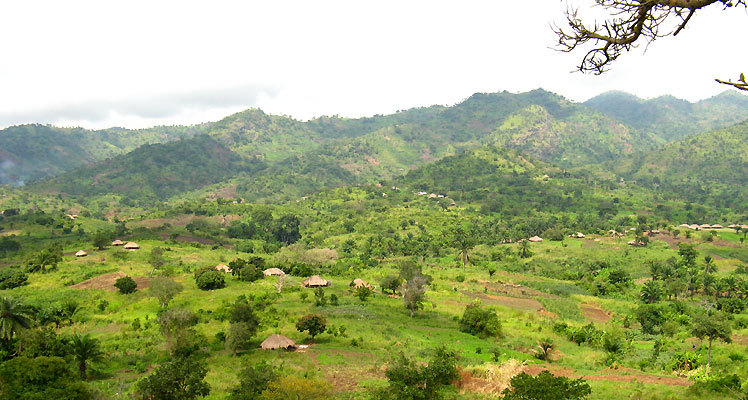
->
[260,334,296,350]
[263,268,285,277]
[570,232,585,238]
[124,242,140,250]
[678,224,690,228]
[302,275,330,288]
[352,278,372,289]
[75,250,88,257]
[111,239,124,246]
[711,224,723,229]
[728,224,738,229]
[528,236,543,242]
[215,264,231,273]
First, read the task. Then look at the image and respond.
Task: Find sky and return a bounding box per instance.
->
[0,0,746,129]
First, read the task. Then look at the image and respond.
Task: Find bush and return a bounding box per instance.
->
[296,314,327,340]
[0,267,28,289]
[459,303,503,338]
[136,356,210,400]
[228,362,277,400]
[378,347,459,400]
[194,268,226,291]
[114,276,137,294]
[0,356,91,400]
[229,257,265,282]
[502,371,591,400]
[716,297,745,314]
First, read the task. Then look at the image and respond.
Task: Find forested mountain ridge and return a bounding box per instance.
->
[606,119,748,213]
[32,135,258,205]
[584,90,748,143]
[0,123,208,185]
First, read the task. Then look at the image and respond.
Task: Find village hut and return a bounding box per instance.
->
[742,225,748,230]
[75,250,88,257]
[263,268,285,277]
[302,275,330,288]
[728,224,738,229]
[111,239,124,246]
[570,232,585,238]
[627,240,638,246]
[711,224,724,229]
[689,225,701,230]
[528,236,543,243]
[700,224,712,230]
[124,242,140,250]
[678,224,690,228]
[352,278,372,289]
[215,264,231,273]
[260,334,296,350]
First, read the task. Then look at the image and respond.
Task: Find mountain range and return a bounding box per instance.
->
[3,88,748,212]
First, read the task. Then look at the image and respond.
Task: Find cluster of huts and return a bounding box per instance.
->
[678,223,728,231]
[74,240,139,257]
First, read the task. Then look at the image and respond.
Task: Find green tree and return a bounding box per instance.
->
[450,226,476,268]
[229,257,265,282]
[640,280,663,304]
[0,356,92,400]
[519,240,533,259]
[228,361,278,400]
[354,286,373,302]
[502,371,591,400]
[378,346,459,400]
[402,275,428,318]
[296,314,327,341]
[459,303,503,338]
[272,214,301,245]
[149,277,184,309]
[691,311,733,375]
[91,229,112,250]
[226,322,254,356]
[148,247,167,277]
[114,276,138,294]
[194,268,226,290]
[0,296,33,344]
[26,243,63,273]
[380,275,402,295]
[136,356,211,400]
[70,334,104,380]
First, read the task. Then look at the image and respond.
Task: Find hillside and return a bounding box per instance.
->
[32,135,258,204]
[0,124,207,185]
[608,120,748,213]
[483,105,654,167]
[584,90,748,142]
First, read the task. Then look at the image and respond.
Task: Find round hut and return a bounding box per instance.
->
[302,275,330,288]
[124,242,140,250]
[215,264,231,273]
[75,250,88,257]
[260,334,296,350]
[263,268,285,277]
[111,239,124,246]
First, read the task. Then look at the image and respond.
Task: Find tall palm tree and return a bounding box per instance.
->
[0,296,33,344]
[704,256,717,274]
[71,334,104,380]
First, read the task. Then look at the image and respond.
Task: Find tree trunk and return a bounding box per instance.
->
[79,361,87,380]
[410,309,414,318]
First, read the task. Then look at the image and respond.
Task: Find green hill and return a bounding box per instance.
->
[0,124,207,185]
[608,120,748,213]
[33,135,257,204]
[584,90,748,143]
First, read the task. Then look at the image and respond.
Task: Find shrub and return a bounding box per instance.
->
[114,276,137,294]
[228,362,277,400]
[258,375,332,400]
[378,347,459,400]
[0,356,91,400]
[136,356,210,400]
[0,267,28,289]
[195,269,226,291]
[354,286,373,302]
[502,371,591,400]
[459,303,503,338]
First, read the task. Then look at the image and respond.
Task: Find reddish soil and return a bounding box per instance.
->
[656,234,696,249]
[465,291,544,312]
[522,365,692,386]
[580,303,611,323]
[70,271,150,291]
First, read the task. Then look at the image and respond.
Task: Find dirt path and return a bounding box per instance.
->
[70,271,150,291]
[580,303,611,323]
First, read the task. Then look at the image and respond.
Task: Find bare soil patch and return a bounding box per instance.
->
[465,292,544,312]
[580,303,611,323]
[71,271,150,291]
[522,365,692,386]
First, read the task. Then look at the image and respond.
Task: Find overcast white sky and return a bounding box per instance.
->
[0,0,746,129]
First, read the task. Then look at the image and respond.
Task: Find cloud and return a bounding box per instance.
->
[0,84,280,129]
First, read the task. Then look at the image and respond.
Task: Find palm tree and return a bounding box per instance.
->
[71,334,104,380]
[62,300,80,325]
[0,296,33,344]
[518,240,532,259]
[640,280,662,304]
[534,339,555,361]
[704,256,716,274]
